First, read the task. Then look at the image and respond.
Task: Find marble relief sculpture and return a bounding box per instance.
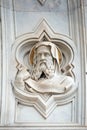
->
[15,41,74,94]
[12,20,76,118]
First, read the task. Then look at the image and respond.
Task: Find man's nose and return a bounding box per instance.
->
[41,53,45,60]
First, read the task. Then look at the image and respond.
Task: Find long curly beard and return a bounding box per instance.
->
[31,60,55,81]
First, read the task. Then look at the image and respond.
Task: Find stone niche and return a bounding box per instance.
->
[12,19,77,122]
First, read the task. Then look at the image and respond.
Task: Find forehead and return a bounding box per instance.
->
[36,45,50,54]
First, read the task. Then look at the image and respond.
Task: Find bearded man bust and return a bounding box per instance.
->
[15,41,75,94]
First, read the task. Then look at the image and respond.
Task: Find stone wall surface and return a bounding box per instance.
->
[0,0,87,129]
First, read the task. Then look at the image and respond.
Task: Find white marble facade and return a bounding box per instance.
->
[0,0,87,130]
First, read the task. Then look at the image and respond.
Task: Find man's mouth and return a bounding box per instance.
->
[39,62,47,71]
[40,60,47,63]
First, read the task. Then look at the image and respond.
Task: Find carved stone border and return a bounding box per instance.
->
[68,0,86,125]
[12,19,77,119]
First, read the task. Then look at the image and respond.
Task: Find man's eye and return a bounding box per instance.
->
[45,53,50,57]
[37,54,40,57]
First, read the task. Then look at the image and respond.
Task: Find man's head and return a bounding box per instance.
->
[29,42,61,80]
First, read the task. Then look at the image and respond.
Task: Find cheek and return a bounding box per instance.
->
[36,56,41,63]
[47,56,53,61]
